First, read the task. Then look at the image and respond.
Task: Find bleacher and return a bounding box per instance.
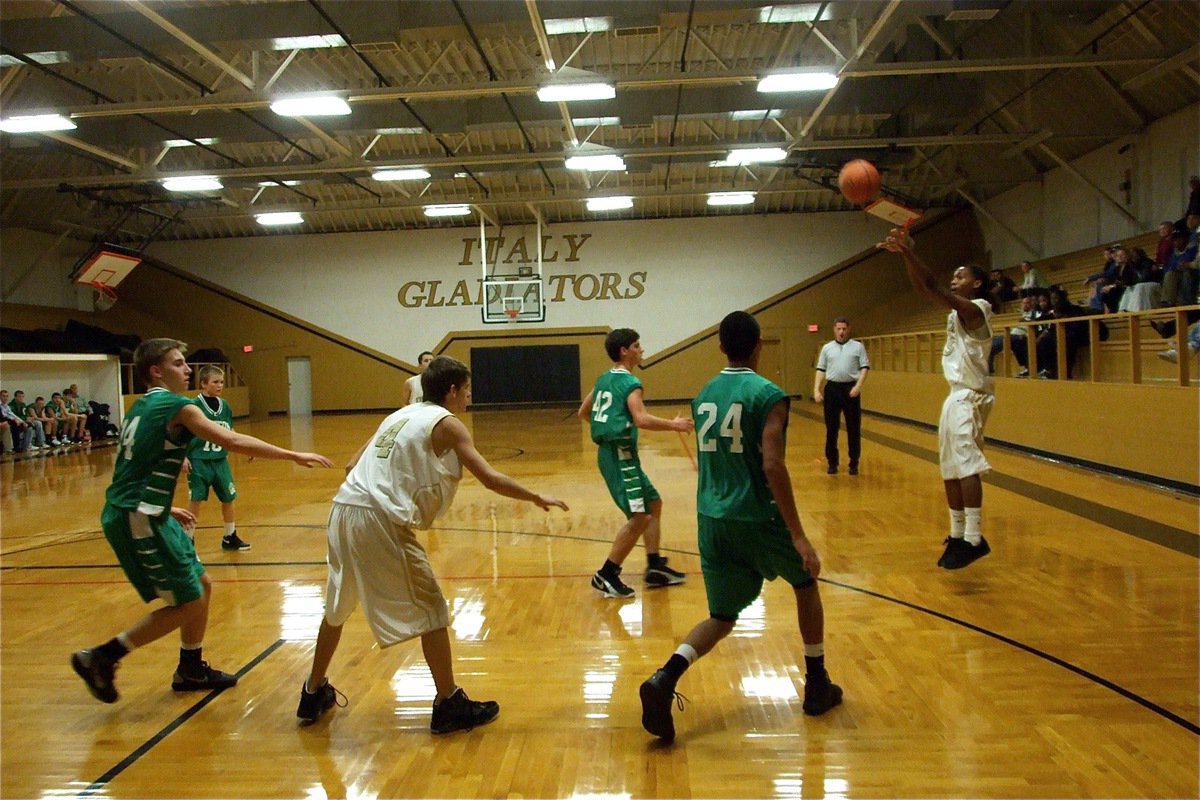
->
[877,230,1162,337]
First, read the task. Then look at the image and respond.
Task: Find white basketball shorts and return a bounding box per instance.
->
[938,386,994,480]
[323,502,450,647]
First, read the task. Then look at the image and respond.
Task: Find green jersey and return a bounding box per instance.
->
[9,400,28,420]
[692,367,788,521]
[187,395,234,461]
[106,388,195,517]
[588,368,641,446]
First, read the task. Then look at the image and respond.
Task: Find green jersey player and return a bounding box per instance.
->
[71,338,332,705]
[185,365,249,550]
[578,328,693,598]
[639,311,842,741]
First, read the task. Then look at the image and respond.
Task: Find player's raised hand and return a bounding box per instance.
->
[293,452,334,468]
[877,226,914,253]
[533,494,569,512]
[672,414,695,432]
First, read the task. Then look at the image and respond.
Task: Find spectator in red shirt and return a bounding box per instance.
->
[1155,221,1176,271]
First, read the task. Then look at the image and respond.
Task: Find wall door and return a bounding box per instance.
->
[759,336,784,391]
[286,356,312,416]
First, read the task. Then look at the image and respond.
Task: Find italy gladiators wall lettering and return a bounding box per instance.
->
[398,231,647,308]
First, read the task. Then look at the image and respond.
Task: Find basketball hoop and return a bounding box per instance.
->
[89,281,118,312]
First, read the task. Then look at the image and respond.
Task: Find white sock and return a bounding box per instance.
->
[224,522,236,536]
[964,507,983,546]
[949,509,966,540]
[180,641,202,651]
[117,632,137,653]
[675,643,699,665]
[803,643,824,658]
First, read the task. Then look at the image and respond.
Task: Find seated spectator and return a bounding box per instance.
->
[989,295,1037,375]
[0,390,32,453]
[29,396,61,446]
[1084,245,1126,313]
[8,390,47,450]
[1036,287,1090,379]
[987,269,1018,311]
[1157,321,1200,364]
[1162,225,1199,307]
[1155,221,1176,272]
[1183,213,1200,305]
[1116,246,1164,311]
[1018,260,1050,297]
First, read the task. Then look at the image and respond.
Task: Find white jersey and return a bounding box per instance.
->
[942,298,994,394]
[405,374,423,405]
[334,403,461,529]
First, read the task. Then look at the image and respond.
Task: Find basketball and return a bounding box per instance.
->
[838,159,881,206]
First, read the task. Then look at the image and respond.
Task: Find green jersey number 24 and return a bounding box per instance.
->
[696,402,744,453]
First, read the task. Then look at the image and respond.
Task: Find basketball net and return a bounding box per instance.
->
[504,306,520,322]
[89,281,118,311]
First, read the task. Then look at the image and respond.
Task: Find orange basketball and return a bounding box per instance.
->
[838,159,881,206]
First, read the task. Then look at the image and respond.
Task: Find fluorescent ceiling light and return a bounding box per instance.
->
[757,4,822,24]
[537,82,616,102]
[544,16,613,35]
[729,109,782,121]
[372,168,431,181]
[164,137,216,148]
[256,211,304,226]
[564,153,626,171]
[257,179,301,187]
[572,116,621,127]
[707,191,757,206]
[376,126,425,135]
[161,175,223,192]
[586,196,633,211]
[725,146,788,164]
[271,34,346,50]
[0,51,68,67]
[270,95,351,117]
[757,71,838,93]
[0,114,76,133]
[424,204,472,217]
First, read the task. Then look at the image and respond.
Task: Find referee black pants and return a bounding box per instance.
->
[822,381,861,468]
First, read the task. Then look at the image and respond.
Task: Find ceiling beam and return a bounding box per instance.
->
[6,132,1038,191]
[51,52,1173,122]
[123,0,256,90]
[40,131,140,171]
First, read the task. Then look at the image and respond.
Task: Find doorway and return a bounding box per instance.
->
[286,356,312,416]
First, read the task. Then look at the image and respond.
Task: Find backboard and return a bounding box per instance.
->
[482,277,545,324]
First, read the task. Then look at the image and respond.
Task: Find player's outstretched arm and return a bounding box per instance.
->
[627,389,694,433]
[761,399,821,577]
[878,226,984,329]
[174,405,333,468]
[433,415,568,512]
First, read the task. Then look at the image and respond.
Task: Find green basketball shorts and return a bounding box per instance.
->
[101,503,205,606]
[597,440,660,517]
[698,513,813,621]
[187,457,237,503]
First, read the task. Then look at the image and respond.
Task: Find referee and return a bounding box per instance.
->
[812,317,870,475]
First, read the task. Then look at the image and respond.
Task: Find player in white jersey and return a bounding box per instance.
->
[401,350,435,406]
[296,356,568,733]
[879,226,995,570]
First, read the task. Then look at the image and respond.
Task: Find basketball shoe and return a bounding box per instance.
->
[431,688,499,734]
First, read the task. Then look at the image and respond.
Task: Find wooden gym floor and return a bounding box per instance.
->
[1,408,1196,799]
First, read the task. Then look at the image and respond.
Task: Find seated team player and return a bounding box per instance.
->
[9,391,48,450]
[70,338,332,704]
[50,392,84,443]
[184,366,249,551]
[29,396,61,446]
[297,356,568,732]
